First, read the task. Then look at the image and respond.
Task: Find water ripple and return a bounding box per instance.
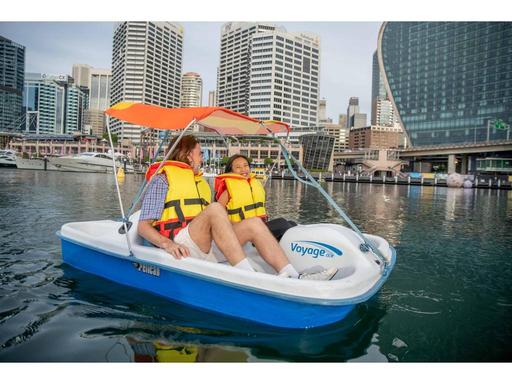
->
[0,303,67,351]
[1,172,511,361]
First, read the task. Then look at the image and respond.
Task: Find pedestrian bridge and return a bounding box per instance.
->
[333,140,512,175]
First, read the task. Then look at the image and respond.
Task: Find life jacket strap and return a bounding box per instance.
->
[164,200,186,223]
[227,207,245,221]
[155,219,192,240]
[244,201,264,211]
[184,198,209,207]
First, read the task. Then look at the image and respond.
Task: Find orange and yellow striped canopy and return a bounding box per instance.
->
[105,102,290,135]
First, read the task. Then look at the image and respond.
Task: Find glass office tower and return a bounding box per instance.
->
[0,36,25,131]
[378,22,512,146]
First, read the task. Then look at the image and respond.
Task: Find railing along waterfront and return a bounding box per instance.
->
[269,171,512,190]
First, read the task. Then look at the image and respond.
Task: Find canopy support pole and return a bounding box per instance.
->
[106,117,134,257]
[127,119,196,215]
[127,130,170,217]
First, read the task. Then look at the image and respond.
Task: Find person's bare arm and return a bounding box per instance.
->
[138,219,189,258]
[217,190,229,208]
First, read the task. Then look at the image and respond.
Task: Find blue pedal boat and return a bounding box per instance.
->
[58,103,396,329]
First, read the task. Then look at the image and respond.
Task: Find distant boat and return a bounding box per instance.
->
[15,156,61,171]
[201,171,218,178]
[253,167,268,180]
[51,152,135,173]
[0,149,16,168]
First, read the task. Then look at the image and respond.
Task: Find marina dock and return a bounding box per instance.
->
[270,173,512,190]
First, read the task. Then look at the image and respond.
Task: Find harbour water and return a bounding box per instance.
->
[0,169,511,362]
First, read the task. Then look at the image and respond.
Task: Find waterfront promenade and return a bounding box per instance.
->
[270,172,512,190]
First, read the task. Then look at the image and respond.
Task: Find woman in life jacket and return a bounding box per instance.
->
[215,155,297,241]
[215,155,267,223]
[138,136,337,280]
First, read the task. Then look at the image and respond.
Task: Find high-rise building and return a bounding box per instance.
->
[23,73,87,134]
[23,73,65,134]
[0,36,25,131]
[349,125,402,150]
[110,21,184,143]
[217,22,320,131]
[352,113,367,129]
[249,27,320,131]
[86,68,111,136]
[318,98,327,123]
[72,64,92,88]
[318,100,346,152]
[371,51,398,128]
[373,98,396,127]
[181,72,202,107]
[323,122,348,152]
[371,51,387,104]
[73,65,112,136]
[379,22,512,146]
[208,90,216,106]
[338,114,349,149]
[346,97,359,128]
[346,97,367,129]
[217,22,275,115]
[65,83,88,134]
[338,114,347,128]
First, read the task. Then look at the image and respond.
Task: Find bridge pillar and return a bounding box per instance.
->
[461,155,468,174]
[414,161,432,172]
[468,155,477,173]
[448,154,456,174]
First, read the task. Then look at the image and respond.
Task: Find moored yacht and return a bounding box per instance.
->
[15,155,61,170]
[0,149,17,167]
[51,152,134,173]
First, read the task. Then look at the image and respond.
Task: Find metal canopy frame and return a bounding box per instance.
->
[104,107,389,273]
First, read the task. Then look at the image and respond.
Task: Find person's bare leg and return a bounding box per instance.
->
[187,202,246,266]
[232,217,289,272]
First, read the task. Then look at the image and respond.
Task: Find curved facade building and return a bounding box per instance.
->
[378,22,512,146]
[181,72,202,107]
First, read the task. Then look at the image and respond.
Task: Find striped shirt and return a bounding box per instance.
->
[139,174,168,221]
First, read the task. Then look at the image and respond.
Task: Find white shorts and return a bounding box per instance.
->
[174,225,227,263]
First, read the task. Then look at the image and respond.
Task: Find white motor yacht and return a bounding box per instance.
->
[51,152,135,173]
[15,155,61,170]
[0,149,17,167]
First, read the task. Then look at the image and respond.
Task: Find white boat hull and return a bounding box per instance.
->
[0,150,17,167]
[0,158,16,167]
[15,157,61,170]
[51,156,135,173]
[58,211,396,328]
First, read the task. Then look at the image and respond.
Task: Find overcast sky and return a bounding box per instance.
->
[0,21,381,121]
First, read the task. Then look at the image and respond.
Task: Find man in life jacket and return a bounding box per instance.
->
[138,135,337,280]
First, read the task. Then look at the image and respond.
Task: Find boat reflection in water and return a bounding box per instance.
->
[59,266,388,362]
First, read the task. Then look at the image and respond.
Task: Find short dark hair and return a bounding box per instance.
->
[224,154,251,173]
[166,135,198,165]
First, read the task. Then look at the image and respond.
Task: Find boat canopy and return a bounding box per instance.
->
[105,102,290,135]
[103,102,387,269]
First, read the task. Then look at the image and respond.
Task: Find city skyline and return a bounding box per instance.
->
[0,21,381,122]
